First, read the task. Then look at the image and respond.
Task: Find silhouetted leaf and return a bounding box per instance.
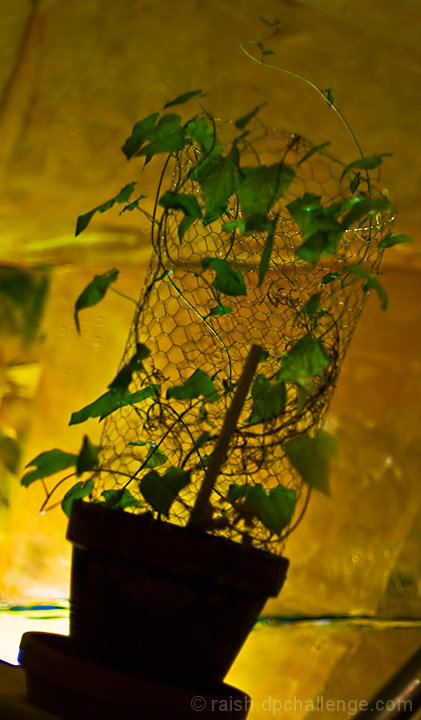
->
[193,145,241,214]
[100,488,143,510]
[76,435,99,476]
[21,449,77,487]
[287,193,343,263]
[325,88,334,106]
[222,218,246,235]
[75,183,137,235]
[297,142,331,167]
[349,172,361,193]
[340,196,390,231]
[122,114,159,159]
[185,116,222,157]
[62,479,94,518]
[345,265,388,309]
[341,153,393,180]
[279,334,330,390]
[248,374,286,424]
[238,163,294,225]
[138,122,185,164]
[321,272,340,285]
[228,483,296,533]
[167,369,218,401]
[193,431,211,450]
[69,385,160,425]
[74,269,119,333]
[285,431,338,495]
[144,444,168,469]
[164,90,203,108]
[300,293,325,322]
[108,344,150,390]
[202,257,246,296]
[378,232,413,248]
[235,105,263,130]
[208,304,232,317]
[140,467,191,515]
[159,191,202,239]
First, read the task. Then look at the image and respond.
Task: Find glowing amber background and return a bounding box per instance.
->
[0,0,420,714]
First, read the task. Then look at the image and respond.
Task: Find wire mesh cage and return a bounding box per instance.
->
[93,119,392,553]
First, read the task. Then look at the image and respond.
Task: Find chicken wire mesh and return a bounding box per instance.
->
[92,122,392,553]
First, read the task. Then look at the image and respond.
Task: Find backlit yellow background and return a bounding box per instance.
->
[0,0,420,714]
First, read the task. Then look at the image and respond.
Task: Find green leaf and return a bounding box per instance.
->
[238,163,294,225]
[74,268,119,334]
[222,218,246,235]
[235,105,264,130]
[341,153,393,180]
[285,430,338,495]
[159,191,202,239]
[164,90,203,108]
[193,431,211,450]
[253,41,274,57]
[0,432,21,473]
[136,114,185,164]
[349,172,361,193]
[340,196,390,231]
[121,114,159,159]
[166,368,219,401]
[321,272,340,285]
[185,116,222,157]
[202,257,246,296]
[144,444,168,469]
[258,216,277,286]
[128,440,148,447]
[61,479,94,518]
[287,193,387,263]
[378,232,413,248]
[108,343,150,390]
[287,193,343,263]
[69,385,160,425]
[297,142,331,167]
[325,88,335,106]
[208,304,233,317]
[202,204,230,226]
[119,194,147,215]
[248,374,286,424]
[100,488,143,510]
[21,449,77,487]
[193,144,241,214]
[76,435,99,476]
[140,467,191,515]
[141,128,186,164]
[75,183,137,235]
[259,16,280,28]
[279,334,330,390]
[229,483,296,534]
[300,293,324,322]
[345,265,388,309]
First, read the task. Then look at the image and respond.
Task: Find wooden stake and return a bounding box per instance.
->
[188,344,263,528]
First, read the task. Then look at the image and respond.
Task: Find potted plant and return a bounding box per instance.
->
[18,45,410,719]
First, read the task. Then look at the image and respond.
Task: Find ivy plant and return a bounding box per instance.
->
[21,48,412,547]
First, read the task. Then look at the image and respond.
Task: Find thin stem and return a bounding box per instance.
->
[282,485,312,539]
[109,287,138,305]
[240,42,369,185]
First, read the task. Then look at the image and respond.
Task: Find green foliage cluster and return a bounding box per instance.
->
[20,86,410,545]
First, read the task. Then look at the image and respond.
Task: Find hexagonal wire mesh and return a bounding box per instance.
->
[93,120,392,553]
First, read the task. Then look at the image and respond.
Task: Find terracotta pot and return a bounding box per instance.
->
[19,631,251,720]
[66,500,289,689]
